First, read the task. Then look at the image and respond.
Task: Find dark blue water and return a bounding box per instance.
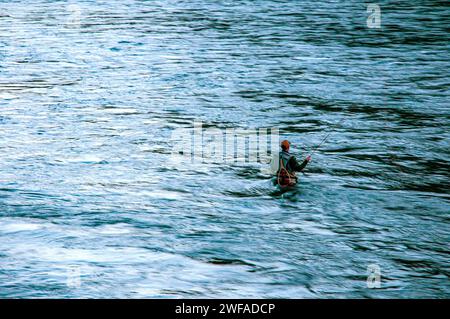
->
[0,1,449,298]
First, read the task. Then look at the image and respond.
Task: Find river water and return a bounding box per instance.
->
[0,1,449,298]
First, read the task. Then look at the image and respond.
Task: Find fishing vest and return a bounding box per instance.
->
[277,151,296,187]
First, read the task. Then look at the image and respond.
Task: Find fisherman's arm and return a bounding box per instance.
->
[290,156,311,172]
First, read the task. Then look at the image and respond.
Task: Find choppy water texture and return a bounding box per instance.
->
[0,0,449,298]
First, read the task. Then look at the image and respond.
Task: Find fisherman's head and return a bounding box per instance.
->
[281,140,290,151]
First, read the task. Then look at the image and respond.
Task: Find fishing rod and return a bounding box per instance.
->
[307,117,346,157]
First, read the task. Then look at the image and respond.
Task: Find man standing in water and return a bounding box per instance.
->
[272,140,311,187]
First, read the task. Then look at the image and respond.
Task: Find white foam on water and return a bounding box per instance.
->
[0,93,17,99]
[94,223,133,235]
[0,222,42,233]
[143,190,183,200]
[0,218,47,233]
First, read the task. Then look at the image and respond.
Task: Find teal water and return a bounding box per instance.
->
[0,1,449,298]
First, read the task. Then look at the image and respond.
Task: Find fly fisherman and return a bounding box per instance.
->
[272,140,311,187]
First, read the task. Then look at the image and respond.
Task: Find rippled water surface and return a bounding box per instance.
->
[0,1,449,298]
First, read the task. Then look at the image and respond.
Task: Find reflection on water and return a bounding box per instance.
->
[0,1,449,298]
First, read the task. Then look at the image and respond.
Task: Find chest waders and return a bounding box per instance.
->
[277,154,296,187]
